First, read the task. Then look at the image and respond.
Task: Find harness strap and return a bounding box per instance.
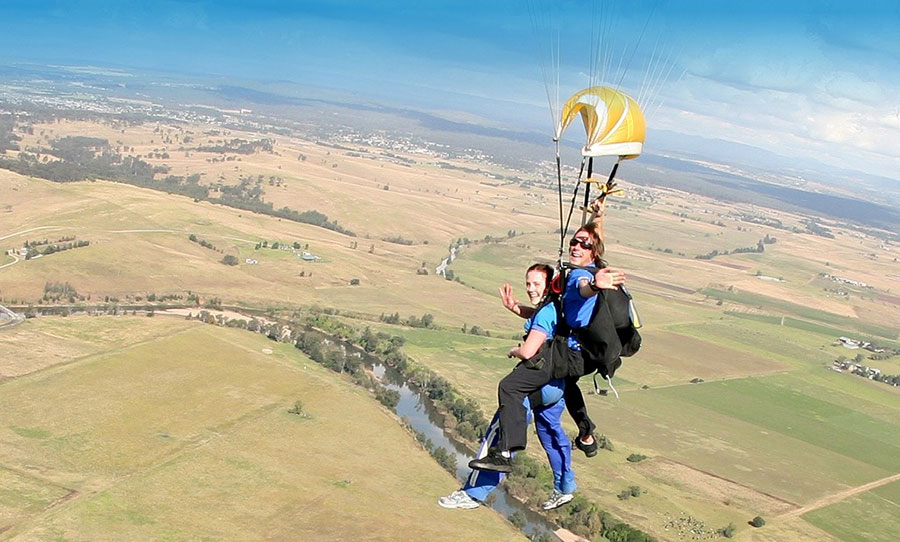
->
[593,373,620,401]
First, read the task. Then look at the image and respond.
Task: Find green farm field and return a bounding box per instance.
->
[0,316,521,541]
[370,235,900,540]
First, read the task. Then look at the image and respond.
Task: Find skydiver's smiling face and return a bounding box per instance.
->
[524,270,548,305]
[568,230,594,266]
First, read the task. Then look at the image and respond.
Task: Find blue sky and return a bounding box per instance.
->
[2,1,898,179]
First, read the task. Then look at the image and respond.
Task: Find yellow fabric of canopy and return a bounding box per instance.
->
[556,86,645,159]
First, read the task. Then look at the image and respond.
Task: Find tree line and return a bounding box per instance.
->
[695,235,776,260]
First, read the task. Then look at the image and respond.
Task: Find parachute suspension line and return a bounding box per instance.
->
[555,141,565,261]
[636,32,665,108]
[601,0,613,86]
[645,55,687,125]
[526,0,561,131]
[614,0,660,90]
[638,36,682,123]
[555,30,561,130]
[588,2,603,87]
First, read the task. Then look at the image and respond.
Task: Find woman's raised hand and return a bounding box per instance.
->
[588,196,607,216]
[499,283,519,312]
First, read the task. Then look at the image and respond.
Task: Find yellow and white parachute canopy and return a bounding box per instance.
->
[555,86,645,160]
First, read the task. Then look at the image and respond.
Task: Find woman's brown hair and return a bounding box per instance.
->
[575,222,606,267]
[526,263,556,305]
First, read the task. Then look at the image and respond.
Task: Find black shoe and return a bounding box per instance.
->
[468,448,512,473]
[575,435,598,457]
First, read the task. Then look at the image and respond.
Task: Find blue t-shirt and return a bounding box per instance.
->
[521,303,564,406]
[564,266,597,349]
[523,302,556,340]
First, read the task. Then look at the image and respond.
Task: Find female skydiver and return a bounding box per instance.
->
[441,264,576,510]
[470,210,626,472]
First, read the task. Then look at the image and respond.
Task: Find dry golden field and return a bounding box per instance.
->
[0,317,523,541]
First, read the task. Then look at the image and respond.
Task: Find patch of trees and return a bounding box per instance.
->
[215,195,355,236]
[409,426,457,474]
[617,485,643,500]
[739,215,784,229]
[293,326,394,398]
[221,254,239,266]
[0,143,162,184]
[803,219,834,239]
[381,235,415,245]
[144,293,184,303]
[37,240,90,257]
[42,281,84,303]
[0,138,210,200]
[188,233,219,251]
[435,161,490,175]
[287,400,309,418]
[316,318,488,444]
[24,236,76,247]
[750,516,766,528]
[406,313,435,328]
[718,523,736,538]
[219,176,264,201]
[462,323,491,337]
[696,237,770,260]
[375,387,400,409]
[0,116,22,153]
[380,312,401,324]
[381,151,416,165]
[626,453,648,463]
[23,238,90,259]
[595,434,614,451]
[195,138,273,154]
[379,312,436,329]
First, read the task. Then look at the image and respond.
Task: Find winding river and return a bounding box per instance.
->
[364,354,563,540]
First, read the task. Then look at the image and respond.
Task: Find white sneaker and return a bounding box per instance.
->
[438,489,480,510]
[542,490,574,510]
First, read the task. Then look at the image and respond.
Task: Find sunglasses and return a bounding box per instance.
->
[569,237,594,250]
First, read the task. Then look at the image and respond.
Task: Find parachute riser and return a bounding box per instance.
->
[555,140,565,263]
[560,157,588,264]
[580,157,594,226]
